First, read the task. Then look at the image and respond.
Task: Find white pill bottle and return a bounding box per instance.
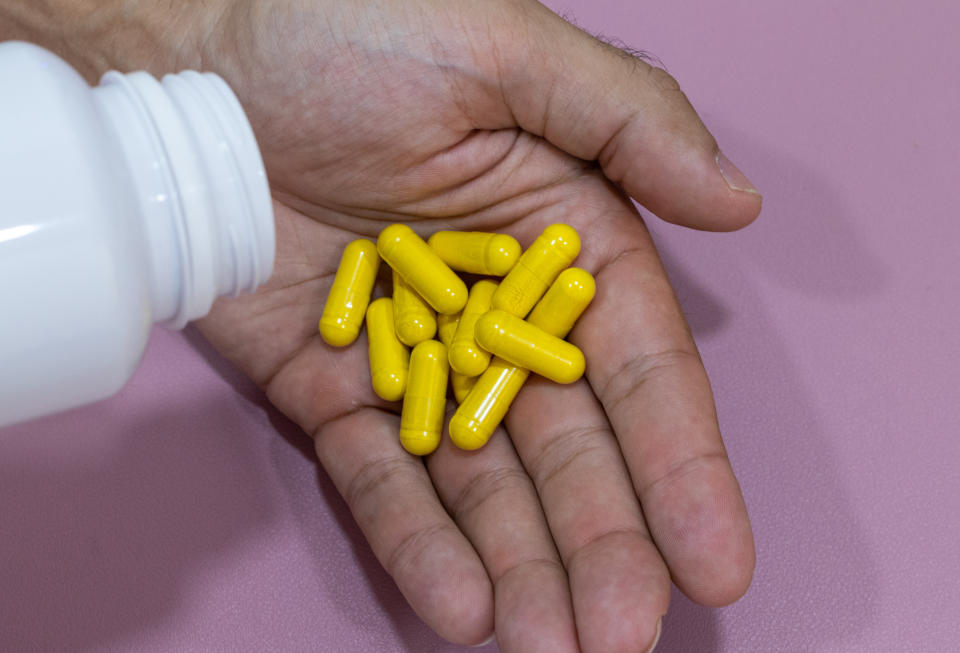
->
[0,42,275,428]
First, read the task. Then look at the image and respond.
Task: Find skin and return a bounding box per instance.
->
[1,0,760,649]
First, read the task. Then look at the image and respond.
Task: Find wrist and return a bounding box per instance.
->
[0,0,229,82]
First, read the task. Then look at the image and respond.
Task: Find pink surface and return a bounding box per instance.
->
[2,0,959,650]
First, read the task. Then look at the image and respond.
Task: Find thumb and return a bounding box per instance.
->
[489,2,761,231]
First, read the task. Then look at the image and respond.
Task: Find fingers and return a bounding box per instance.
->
[198,207,348,388]
[313,407,494,645]
[427,419,579,652]
[566,184,755,606]
[506,376,670,653]
[484,1,761,231]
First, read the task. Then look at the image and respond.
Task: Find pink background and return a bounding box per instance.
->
[2,0,958,650]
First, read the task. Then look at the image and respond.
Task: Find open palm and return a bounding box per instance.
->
[162,1,765,650]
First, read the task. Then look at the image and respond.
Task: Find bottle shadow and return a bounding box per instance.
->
[708,121,888,300]
[0,331,277,652]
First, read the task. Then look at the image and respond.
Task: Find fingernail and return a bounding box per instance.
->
[471,633,495,647]
[715,151,760,195]
[643,617,663,653]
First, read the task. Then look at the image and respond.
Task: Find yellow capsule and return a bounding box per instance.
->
[392,270,437,346]
[526,268,596,338]
[366,298,409,401]
[437,310,475,403]
[492,224,580,317]
[319,239,380,347]
[427,231,522,276]
[377,224,468,314]
[450,272,595,449]
[448,280,497,377]
[474,309,584,384]
[436,311,460,348]
[400,340,449,455]
[451,372,478,404]
[449,358,529,450]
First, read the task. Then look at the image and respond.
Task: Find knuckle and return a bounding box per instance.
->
[343,454,423,509]
[527,424,613,491]
[385,521,456,579]
[601,347,701,415]
[647,65,682,93]
[449,466,533,520]
[567,527,650,568]
[640,450,729,497]
[496,556,565,587]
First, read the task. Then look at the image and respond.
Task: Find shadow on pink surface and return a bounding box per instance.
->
[650,126,883,651]
[705,124,888,299]
[0,384,277,650]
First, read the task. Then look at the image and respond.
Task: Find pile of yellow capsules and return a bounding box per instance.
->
[319,224,595,455]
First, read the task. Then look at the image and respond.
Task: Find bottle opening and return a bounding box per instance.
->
[98,69,274,328]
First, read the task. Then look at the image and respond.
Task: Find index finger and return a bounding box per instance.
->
[565,176,755,606]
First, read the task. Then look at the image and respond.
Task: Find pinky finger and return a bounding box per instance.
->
[313,407,494,646]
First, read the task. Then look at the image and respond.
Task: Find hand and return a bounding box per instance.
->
[5,0,759,649]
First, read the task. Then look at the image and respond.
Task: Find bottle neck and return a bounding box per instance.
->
[92,69,274,327]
